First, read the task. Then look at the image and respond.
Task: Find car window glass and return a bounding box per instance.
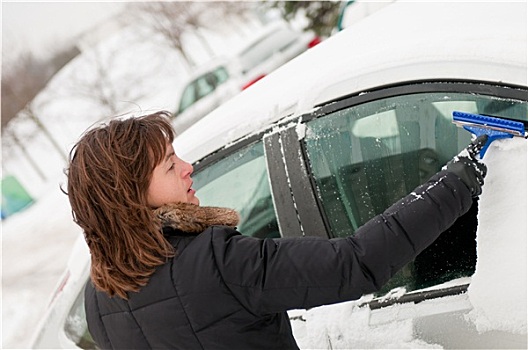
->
[195,75,216,99]
[179,83,197,113]
[192,141,280,239]
[303,91,527,293]
[178,65,230,114]
[214,66,229,85]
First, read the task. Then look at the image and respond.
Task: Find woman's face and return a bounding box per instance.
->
[147,143,199,208]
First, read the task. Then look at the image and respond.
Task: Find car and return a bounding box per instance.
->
[171,20,321,133]
[172,57,241,133]
[31,2,527,348]
[231,20,321,91]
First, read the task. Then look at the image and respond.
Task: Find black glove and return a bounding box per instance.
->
[445,135,488,197]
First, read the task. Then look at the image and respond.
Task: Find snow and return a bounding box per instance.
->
[2,184,81,348]
[291,302,442,349]
[2,2,527,349]
[467,137,528,334]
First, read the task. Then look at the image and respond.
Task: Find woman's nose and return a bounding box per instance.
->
[183,160,193,176]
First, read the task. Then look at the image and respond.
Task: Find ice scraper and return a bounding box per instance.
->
[452,111,527,158]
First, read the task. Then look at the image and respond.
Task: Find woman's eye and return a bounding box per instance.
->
[168,163,175,171]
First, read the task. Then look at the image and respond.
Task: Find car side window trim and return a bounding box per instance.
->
[276,126,328,238]
[308,80,528,123]
[192,133,263,172]
[263,132,303,238]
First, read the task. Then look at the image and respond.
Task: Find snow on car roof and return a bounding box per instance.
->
[174,1,527,163]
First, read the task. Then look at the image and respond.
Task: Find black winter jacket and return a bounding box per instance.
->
[85,171,473,349]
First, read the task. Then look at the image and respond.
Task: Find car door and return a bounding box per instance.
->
[287,81,527,348]
[186,80,528,295]
[296,81,527,296]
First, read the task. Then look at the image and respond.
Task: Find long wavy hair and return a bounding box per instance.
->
[66,111,176,299]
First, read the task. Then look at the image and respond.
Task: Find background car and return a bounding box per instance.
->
[172,57,240,133]
[32,2,527,349]
[171,20,321,133]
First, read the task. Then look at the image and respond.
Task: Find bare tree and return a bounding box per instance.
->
[66,49,121,116]
[1,102,66,182]
[1,51,51,128]
[126,2,198,70]
[1,45,80,128]
[198,2,263,39]
[2,49,73,178]
[56,42,156,118]
[2,127,48,182]
[125,2,259,70]
[183,2,217,57]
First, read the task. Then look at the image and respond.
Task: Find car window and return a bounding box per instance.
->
[178,82,197,113]
[195,75,216,99]
[238,27,298,73]
[303,91,527,292]
[178,66,229,114]
[192,141,280,239]
[213,66,229,85]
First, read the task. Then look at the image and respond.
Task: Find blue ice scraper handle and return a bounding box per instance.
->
[452,111,526,159]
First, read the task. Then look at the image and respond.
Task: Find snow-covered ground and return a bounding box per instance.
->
[2,183,81,348]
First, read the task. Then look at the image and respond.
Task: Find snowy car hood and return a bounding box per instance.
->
[174,1,527,163]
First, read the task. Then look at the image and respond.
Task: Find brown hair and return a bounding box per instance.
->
[66,111,176,299]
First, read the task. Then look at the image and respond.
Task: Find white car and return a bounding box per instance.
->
[172,57,241,133]
[172,21,321,133]
[32,2,527,348]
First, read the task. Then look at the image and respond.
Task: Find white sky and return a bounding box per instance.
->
[2,1,125,59]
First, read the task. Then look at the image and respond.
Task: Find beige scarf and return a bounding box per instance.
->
[154,202,240,233]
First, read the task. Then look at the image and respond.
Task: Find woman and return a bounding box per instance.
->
[66,111,487,349]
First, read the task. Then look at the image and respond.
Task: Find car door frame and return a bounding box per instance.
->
[291,78,528,307]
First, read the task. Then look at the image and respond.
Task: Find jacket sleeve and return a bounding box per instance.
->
[210,170,473,315]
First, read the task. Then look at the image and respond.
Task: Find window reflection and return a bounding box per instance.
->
[192,142,280,239]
